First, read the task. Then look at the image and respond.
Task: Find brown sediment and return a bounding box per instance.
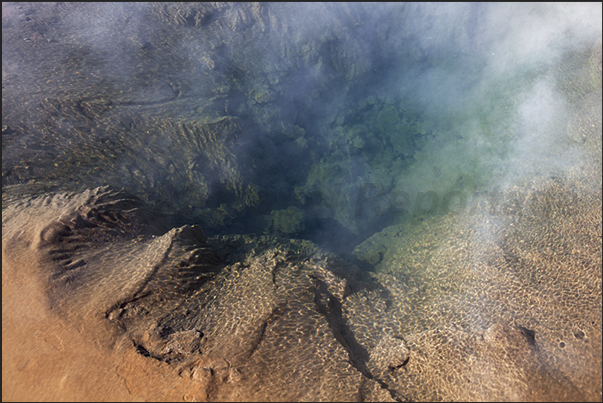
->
[1,186,391,401]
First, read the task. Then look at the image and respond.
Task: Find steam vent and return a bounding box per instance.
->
[3,3,601,401]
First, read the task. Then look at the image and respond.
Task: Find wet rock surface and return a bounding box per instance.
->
[2,185,394,401]
[3,159,601,400]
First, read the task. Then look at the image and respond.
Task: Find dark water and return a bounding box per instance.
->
[2,3,535,253]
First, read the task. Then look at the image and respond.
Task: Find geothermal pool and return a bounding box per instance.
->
[2,3,601,401]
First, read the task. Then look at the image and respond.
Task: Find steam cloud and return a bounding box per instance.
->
[2,2,601,252]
